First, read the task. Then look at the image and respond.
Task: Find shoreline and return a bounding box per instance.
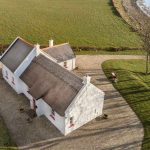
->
[122,0,149,29]
[136,0,150,17]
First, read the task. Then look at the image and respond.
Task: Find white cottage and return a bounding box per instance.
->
[0,37,104,135]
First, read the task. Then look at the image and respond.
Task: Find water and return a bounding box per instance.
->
[144,0,150,7]
[136,0,150,16]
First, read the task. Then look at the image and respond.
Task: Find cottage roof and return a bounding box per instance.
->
[0,37,34,72]
[21,54,83,116]
[42,43,75,62]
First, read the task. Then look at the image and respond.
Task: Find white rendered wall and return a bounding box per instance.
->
[65,83,104,135]
[36,99,65,134]
[2,65,22,94]
[59,58,76,71]
[1,64,35,109]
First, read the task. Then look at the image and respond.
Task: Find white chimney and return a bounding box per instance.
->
[83,75,91,84]
[35,43,40,56]
[49,39,54,47]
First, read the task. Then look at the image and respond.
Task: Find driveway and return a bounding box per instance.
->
[0,55,144,150]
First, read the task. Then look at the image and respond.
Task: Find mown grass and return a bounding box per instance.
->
[75,49,146,55]
[0,116,16,149]
[102,59,150,150]
[0,0,141,48]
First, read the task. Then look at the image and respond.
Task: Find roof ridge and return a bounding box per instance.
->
[39,49,57,62]
[33,60,79,92]
[42,43,69,51]
[40,54,82,80]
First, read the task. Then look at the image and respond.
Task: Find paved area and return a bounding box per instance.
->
[0,55,144,150]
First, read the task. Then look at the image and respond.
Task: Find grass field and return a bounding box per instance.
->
[102,59,150,150]
[0,0,141,48]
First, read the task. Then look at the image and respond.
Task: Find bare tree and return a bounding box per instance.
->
[139,19,150,74]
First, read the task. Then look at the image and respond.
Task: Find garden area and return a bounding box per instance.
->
[102,59,150,149]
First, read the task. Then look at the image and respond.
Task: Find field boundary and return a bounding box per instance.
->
[0,44,142,54]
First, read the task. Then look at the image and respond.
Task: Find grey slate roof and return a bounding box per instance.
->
[21,54,83,116]
[42,43,75,62]
[0,37,34,72]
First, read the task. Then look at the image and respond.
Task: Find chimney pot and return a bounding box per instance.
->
[35,43,40,49]
[35,43,40,56]
[83,75,91,84]
[49,39,54,47]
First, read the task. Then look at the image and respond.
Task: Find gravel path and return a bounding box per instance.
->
[0,55,144,150]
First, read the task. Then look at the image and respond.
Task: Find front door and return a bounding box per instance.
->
[33,99,36,110]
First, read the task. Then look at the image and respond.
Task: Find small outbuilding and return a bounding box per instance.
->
[42,41,76,71]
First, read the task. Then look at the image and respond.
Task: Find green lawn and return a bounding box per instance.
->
[102,59,150,150]
[75,49,145,55]
[0,0,141,48]
[0,116,16,149]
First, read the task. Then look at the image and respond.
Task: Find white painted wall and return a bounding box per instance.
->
[36,99,65,134]
[2,65,22,94]
[65,83,104,135]
[59,58,76,71]
[14,48,36,77]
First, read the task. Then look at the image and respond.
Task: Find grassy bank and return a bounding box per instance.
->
[0,0,141,48]
[102,59,150,149]
[0,116,16,149]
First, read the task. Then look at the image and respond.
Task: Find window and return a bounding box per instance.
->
[64,61,67,68]
[50,109,55,120]
[12,77,15,85]
[5,71,8,79]
[51,109,55,116]
[69,117,74,127]
[33,98,37,109]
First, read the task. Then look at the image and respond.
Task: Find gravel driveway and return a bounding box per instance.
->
[0,55,144,150]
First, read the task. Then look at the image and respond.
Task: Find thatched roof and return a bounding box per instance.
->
[21,54,83,116]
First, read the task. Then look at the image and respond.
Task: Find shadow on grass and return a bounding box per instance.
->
[102,60,150,149]
[107,0,121,17]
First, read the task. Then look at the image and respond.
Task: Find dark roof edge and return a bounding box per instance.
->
[17,37,34,47]
[42,43,70,51]
[0,37,34,61]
